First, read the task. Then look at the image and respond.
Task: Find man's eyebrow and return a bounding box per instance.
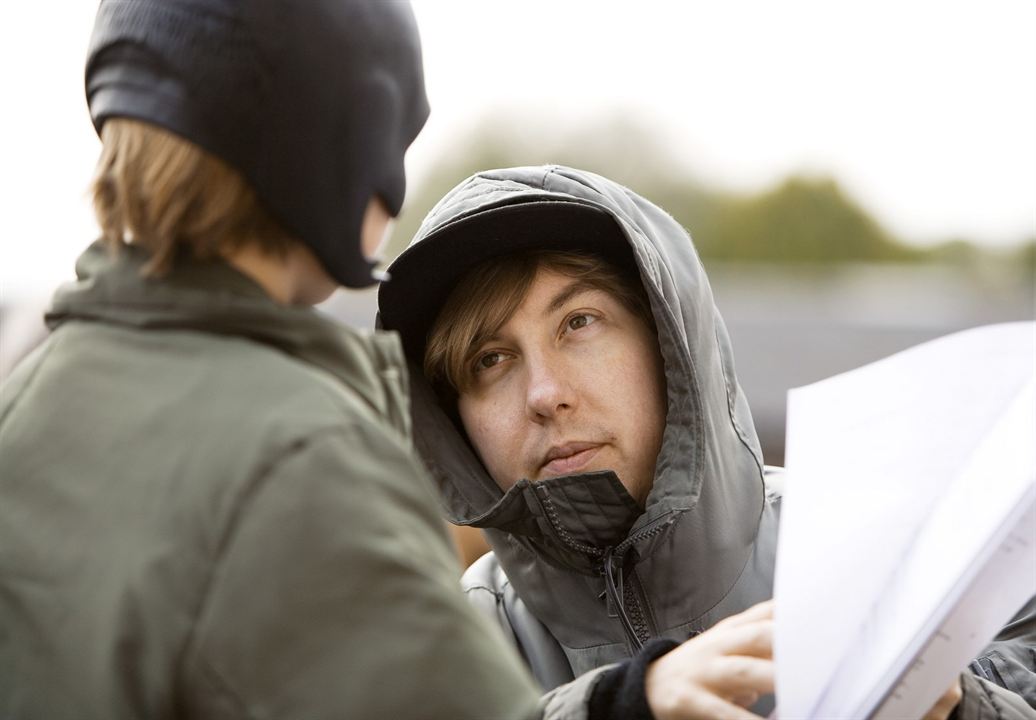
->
[468,281,602,355]
[546,281,598,316]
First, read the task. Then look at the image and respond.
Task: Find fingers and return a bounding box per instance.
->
[690,692,770,720]
[730,691,760,709]
[702,619,773,659]
[648,677,769,720]
[645,602,776,720]
[714,599,774,629]
[703,656,775,695]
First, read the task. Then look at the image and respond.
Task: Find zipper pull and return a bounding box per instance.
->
[600,545,644,652]
[600,547,624,618]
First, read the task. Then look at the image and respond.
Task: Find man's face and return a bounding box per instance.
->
[457,267,667,505]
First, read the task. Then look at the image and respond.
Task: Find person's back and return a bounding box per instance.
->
[0,2,545,717]
[0,243,531,716]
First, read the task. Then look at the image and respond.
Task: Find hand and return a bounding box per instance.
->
[645,600,774,720]
[921,677,962,720]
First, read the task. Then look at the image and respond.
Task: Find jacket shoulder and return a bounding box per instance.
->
[965,595,1036,714]
[462,551,575,691]
[958,671,1036,719]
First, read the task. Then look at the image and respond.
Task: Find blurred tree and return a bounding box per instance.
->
[692,176,923,263]
[925,237,985,265]
[923,236,1036,291]
[386,114,1024,273]
[387,114,702,259]
[1016,239,1036,280]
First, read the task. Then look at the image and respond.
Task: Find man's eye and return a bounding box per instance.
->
[566,314,596,332]
[475,351,505,371]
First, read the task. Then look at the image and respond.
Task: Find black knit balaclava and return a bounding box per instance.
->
[85,0,430,288]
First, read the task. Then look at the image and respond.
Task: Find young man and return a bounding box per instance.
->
[378,164,1036,718]
[0,3,547,717]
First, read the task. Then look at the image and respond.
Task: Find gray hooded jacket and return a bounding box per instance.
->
[380,165,1036,718]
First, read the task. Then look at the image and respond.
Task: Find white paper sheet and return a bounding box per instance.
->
[774,322,1036,719]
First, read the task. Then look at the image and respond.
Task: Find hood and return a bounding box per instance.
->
[48,241,410,435]
[379,166,771,665]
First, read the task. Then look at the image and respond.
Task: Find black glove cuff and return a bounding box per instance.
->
[588,638,681,720]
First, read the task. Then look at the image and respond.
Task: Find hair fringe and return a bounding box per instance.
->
[424,251,653,396]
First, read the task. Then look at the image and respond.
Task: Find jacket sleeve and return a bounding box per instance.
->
[177,424,543,720]
[957,596,1036,718]
[957,673,1036,719]
[464,552,577,691]
[461,555,675,720]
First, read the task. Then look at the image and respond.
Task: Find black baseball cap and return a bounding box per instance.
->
[378,199,635,365]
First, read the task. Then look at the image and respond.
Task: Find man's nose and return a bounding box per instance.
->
[524,357,575,422]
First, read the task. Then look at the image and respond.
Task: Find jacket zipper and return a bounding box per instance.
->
[622,571,652,645]
[532,484,663,652]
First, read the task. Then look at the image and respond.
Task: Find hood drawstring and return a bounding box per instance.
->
[601,546,645,653]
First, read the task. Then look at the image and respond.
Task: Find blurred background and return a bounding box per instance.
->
[2,1,1034,473]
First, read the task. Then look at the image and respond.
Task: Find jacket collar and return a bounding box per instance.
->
[46,241,410,435]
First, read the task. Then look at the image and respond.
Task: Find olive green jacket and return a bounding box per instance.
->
[0,242,547,719]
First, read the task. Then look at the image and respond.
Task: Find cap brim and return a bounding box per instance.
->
[378,199,633,364]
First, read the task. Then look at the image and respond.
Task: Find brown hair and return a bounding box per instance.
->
[91,118,294,276]
[424,251,654,395]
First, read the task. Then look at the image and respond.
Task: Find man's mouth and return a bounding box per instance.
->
[540,442,603,477]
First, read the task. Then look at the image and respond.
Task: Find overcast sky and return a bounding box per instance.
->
[2,1,1034,299]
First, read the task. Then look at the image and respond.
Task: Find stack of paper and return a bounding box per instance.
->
[775,322,1035,719]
